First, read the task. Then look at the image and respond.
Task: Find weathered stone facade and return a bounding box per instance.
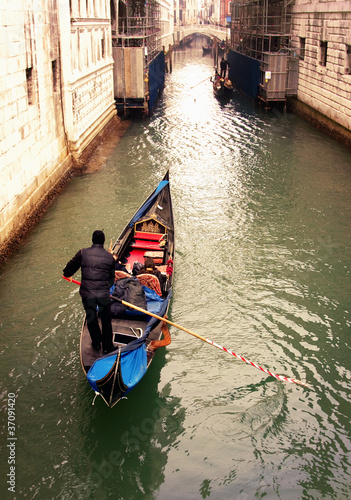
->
[0,0,117,256]
[290,0,351,133]
[0,0,70,249]
[60,0,116,157]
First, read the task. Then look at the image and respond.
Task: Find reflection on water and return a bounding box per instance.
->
[0,37,350,499]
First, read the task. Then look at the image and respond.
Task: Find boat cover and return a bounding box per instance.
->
[128,180,169,227]
[110,277,147,317]
[86,290,172,392]
[86,355,117,392]
[120,344,147,389]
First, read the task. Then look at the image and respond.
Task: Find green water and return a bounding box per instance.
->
[1,41,351,499]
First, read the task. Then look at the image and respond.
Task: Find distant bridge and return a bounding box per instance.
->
[173,25,228,44]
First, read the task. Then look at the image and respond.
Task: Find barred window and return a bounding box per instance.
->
[299,37,305,60]
[320,40,327,67]
[26,67,34,105]
[52,60,58,92]
[346,44,351,75]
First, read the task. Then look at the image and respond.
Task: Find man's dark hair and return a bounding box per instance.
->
[92,230,105,245]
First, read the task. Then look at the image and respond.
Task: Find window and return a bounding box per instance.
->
[26,67,34,105]
[52,60,58,92]
[101,35,105,58]
[346,44,351,75]
[299,37,305,60]
[320,40,327,66]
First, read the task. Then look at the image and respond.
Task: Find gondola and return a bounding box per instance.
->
[80,171,174,407]
[202,44,212,55]
[218,41,226,55]
[183,36,193,47]
[212,75,233,98]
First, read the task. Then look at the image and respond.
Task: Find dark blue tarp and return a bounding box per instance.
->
[227,50,260,100]
[148,51,165,114]
[120,344,147,389]
[110,282,164,317]
[128,180,169,227]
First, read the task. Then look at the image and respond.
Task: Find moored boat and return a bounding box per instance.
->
[183,36,193,47]
[218,41,226,55]
[80,171,174,407]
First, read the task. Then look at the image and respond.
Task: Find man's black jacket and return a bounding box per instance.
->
[63,244,115,299]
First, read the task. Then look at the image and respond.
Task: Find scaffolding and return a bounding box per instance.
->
[230,0,298,105]
[111,0,162,114]
[231,0,292,59]
[112,1,161,65]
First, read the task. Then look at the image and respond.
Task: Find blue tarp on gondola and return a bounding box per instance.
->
[87,355,116,392]
[86,290,172,392]
[120,344,147,389]
[128,180,169,227]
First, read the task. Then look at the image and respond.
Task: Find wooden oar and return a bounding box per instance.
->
[62,276,309,388]
[190,76,212,89]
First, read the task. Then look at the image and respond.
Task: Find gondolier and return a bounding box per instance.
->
[63,230,115,354]
[220,57,230,78]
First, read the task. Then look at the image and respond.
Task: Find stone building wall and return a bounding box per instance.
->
[0,0,71,248]
[0,0,118,256]
[290,0,351,133]
[60,0,116,157]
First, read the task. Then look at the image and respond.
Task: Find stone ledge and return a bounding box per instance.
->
[287,97,351,149]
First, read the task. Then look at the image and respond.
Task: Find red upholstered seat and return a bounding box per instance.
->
[114,270,131,281]
[136,274,162,296]
[143,250,164,264]
[135,232,164,241]
[131,240,162,251]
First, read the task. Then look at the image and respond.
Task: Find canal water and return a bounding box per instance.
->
[1,38,351,499]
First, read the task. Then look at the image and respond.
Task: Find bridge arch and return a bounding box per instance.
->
[173,25,228,45]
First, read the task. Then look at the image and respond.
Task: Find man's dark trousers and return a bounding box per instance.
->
[82,297,113,350]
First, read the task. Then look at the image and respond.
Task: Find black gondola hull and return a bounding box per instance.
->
[80,171,174,407]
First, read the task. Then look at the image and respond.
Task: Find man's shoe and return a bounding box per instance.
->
[103,343,117,354]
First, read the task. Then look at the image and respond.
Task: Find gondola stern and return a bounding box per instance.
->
[86,343,149,407]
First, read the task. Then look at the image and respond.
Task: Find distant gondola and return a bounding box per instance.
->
[80,171,174,407]
[183,37,193,47]
[212,73,233,98]
[218,41,226,55]
[202,44,212,55]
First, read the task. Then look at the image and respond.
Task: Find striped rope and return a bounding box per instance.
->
[209,339,309,387]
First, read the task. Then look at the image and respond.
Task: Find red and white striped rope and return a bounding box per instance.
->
[208,339,309,387]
